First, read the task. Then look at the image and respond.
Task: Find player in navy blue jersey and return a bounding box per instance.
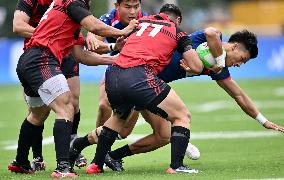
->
[69,27,284,174]
[94,0,148,129]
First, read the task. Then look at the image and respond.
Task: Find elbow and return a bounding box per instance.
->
[191,64,203,74]
[204,27,219,38]
[12,24,21,35]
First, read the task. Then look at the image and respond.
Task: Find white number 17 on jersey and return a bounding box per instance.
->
[136,23,164,37]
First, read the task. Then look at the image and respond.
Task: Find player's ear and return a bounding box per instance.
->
[114,2,119,9]
[232,43,238,51]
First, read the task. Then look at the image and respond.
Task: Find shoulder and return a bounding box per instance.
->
[99,8,117,25]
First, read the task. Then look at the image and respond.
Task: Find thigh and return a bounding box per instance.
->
[142,110,171,137]
[157,89,191,127]
[67,76,80,99]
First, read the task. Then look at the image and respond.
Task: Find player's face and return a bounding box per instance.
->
[225,43,250,67]
[115,0,141,25]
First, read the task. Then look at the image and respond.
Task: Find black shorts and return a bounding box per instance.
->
[16,47,62,97]
[105,65,171,115]
[61,54,79,79]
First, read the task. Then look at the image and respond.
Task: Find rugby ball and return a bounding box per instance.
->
[185,143,200,160]
[196,42,223,68]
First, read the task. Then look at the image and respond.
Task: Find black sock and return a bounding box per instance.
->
[170,126,190,169]
[53,119,72,164]
[71,110,80,135]
[16,119,37,165]
[32,124,44,159]
[72,135,91,152]
[109,144,133,160]
[92,126,118,169]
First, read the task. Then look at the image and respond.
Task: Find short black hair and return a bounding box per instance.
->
[117,0,141,4]
[159,3,182,23]
[228,30,258,59]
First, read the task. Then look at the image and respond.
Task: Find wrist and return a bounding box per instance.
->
[215,49,226,68]
[255,113,268,125]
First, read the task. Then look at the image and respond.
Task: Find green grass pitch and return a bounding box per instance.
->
[0,78,283,179]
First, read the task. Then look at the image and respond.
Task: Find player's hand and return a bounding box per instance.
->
[263,121,284,133]
[85,32,100,51]
[207,64,223,74]
[123,19,139,36]
[114,36,126,52]
[180,59,199,74]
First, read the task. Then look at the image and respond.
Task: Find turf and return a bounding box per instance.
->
[0,78,283,179]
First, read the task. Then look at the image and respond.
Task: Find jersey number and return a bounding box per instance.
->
[39,1,55,24]
[136,23,164,37]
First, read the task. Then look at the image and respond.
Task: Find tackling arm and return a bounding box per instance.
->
[217,78,284,132]
[72,45,115,66]
[13,10,34,38]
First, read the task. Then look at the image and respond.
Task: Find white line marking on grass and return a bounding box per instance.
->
[4,131,280,150]
[191,101,229,112]
[124,131,281,142]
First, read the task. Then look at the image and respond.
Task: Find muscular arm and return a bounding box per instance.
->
[13,10,34,38]
[204,27,223,58]
[72,45,115,66]
[216,78,284,132]
[217,79,259,118]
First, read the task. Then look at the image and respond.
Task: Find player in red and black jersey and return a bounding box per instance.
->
[85,4,203,175]
[14,0,137,178]
[9,0,96,173]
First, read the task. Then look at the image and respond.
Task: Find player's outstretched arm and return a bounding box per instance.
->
[80,15,138,38]
[72,45,116,66]
[216,78,284,133]
[13,10,35,38]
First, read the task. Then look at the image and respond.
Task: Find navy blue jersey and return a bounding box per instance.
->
[158,29,231,83]
[100,8,148,56]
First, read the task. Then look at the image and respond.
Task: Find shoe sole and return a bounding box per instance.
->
[8,165,34,174]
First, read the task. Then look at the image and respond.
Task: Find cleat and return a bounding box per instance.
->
[51,161,78,178]
[166,165,199,174]
[74,154,87,168]
[86,163,103,174]
[31,157,46,171]
[8,160,34,174]
[69,136,87,168]
[104,153,124,172]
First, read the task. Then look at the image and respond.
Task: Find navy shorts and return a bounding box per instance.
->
[61,54,79,79]
[16,47,62,97]
[105,65,171,116]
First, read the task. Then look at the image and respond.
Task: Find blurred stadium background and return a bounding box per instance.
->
[0,0,283,179]
[1,0,284,83]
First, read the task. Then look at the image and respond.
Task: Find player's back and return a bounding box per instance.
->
[114,13,184,74]
[27,0,82,62]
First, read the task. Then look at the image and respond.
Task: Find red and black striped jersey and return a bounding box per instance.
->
[114,13,189,74]
[26,0,90,63]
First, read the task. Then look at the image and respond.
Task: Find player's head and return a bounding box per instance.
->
[225,30,258,67]
[159,4,182,26]
[115,0,142,25]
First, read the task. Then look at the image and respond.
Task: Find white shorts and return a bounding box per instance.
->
[37,74,70,106]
